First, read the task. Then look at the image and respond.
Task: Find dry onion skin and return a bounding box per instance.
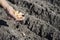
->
[13,10,25,21]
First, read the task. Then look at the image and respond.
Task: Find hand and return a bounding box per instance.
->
[0,0,25,21]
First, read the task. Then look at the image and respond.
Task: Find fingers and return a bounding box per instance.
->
[7,8,25,21]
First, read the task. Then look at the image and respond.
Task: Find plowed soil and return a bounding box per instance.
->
[0,0,60,40]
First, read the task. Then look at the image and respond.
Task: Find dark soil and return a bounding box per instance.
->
[0,0,60,40]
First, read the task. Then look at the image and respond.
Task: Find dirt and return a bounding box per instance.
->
[0,0,60,40]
